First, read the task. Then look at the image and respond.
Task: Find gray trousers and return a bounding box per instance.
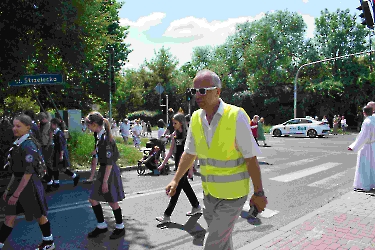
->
[203,193,247,250]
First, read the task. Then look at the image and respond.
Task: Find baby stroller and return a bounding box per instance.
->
[137,138,169,175]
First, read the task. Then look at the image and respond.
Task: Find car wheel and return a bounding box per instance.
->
[273,129,282,137]
[307,129,317,138]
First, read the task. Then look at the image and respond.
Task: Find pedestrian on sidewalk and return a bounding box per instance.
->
[156,113,200,224]
[120,118,130,144]
[341,116,347,135]
[250,115,259,146]
[132,118,142,150]
[348,105,375,192]
[333,115,339,135]
[142,120,147,137]
[0,114,55,250]
[146,121,152,137]
[257,117,267,147]
[165,69,268,250]
[84,111,125,239]
[45,118,80,192]
[37,112,54,185]
[157,119,166,139]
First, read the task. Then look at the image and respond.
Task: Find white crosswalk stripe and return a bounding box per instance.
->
[269,162,342,182]
[307,168,353,189]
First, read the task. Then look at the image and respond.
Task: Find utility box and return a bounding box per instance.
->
[55,109,82,139]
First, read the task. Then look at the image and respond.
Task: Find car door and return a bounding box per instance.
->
[297,119,311,134]
[283,119,300,135]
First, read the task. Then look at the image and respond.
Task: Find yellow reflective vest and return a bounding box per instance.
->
[191,104,250,199]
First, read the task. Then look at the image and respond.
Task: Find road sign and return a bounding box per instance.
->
[154,83,164,94]
[9,74,63,87]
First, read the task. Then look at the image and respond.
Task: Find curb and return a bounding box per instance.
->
[238,191,354,250]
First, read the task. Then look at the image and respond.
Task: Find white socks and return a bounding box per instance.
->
[47,180,53,185]
[72,173,76,178]
[42,234,53,241]
[115,223,125,229]
[97,222,107,229]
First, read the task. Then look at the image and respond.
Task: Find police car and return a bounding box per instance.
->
[270,117,331,138]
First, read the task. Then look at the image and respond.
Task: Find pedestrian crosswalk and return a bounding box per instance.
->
[260,154,356,189]
[269,162,342,182]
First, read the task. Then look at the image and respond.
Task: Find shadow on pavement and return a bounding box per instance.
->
[157,214,206,246]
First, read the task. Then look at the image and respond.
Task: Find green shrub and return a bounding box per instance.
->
[68,132,149,170]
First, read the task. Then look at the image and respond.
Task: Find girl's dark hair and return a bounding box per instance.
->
[173,113,187,139]
[85,111,113,141]
[14,114,41,148]
[23,109,36,121]
[157,119,165,128]
[51,118,65,130]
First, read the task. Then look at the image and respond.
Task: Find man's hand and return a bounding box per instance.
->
[165,180,178,197]
[250,194,268,212]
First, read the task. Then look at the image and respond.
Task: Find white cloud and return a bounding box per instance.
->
[121,12,316,69]
[302,0,309,3]
[120,12,166,31]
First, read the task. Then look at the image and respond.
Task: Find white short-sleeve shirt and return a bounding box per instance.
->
[120,123,130,136]
[184,99,261,159]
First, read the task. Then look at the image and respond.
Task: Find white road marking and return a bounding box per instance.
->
[308,168,353,189]
[0,182,203,221]
[269,162,342,182]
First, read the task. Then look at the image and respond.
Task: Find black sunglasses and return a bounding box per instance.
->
[190,86,217,95]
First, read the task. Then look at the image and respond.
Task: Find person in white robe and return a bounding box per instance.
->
[348,105,375,191]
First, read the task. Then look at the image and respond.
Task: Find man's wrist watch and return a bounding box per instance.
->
[254,190,265,197]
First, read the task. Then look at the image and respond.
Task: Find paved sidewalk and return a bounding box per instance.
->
[239,190,375,250]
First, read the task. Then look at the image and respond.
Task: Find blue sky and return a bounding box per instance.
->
[119,0,360,70]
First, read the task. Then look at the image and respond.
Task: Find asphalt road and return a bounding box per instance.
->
[0,133,359,250]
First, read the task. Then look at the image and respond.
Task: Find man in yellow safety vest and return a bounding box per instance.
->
[165,69,268,250]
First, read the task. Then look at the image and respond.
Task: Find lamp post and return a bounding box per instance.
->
[108,47,114,121]
[294,50,375,118]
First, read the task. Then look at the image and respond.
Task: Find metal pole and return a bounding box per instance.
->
[166,95,169,125]
[43,86,63,120]
[109,48,114,121]
[30,87,45,113]
[294,50,375,118]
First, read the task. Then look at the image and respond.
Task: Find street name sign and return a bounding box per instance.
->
[9,74,63,87]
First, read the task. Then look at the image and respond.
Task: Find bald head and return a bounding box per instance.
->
[194,69,222,89]
[367,101,375,113]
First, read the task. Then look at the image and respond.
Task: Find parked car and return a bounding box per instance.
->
[270,118,331,138]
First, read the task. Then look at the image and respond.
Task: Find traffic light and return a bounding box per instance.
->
[161,97,167,114]
[357,0,375,28]
[186,89,192,101]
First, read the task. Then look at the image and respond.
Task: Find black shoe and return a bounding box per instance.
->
[87,227,108,238]
[45,185,53,193]
[73,175,80,187]
[109,228,125,239]
[52,183,60,189]
[36,240,55,249]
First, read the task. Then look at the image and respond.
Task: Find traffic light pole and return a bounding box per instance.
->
[294,50,375,118]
